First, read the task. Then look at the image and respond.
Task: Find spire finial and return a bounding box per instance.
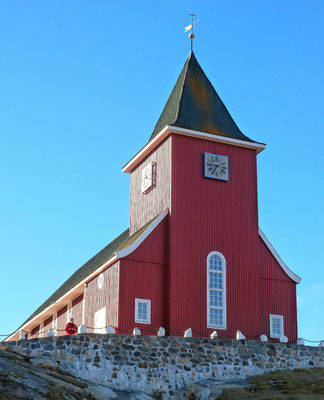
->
[184,12,199,52]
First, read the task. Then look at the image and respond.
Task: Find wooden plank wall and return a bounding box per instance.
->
[84,261,119,332]
[56,305,68,337]
[30,325,40,339]
[43,316,53,336]
[169,134,262,338]
[72,294,83,328]
[129,137,171,235]
[260,238,298,341]
[118,216,168,334]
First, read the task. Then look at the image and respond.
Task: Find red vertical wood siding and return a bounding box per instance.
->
[169,134,261,338]
[259,237,298,341]
[72,294,83,327]
[125,216,168,265]
[260,278,297,342]
[84,261,119,332]
[118,216,168,334]
[260,238,292,281]
[118,262,166,334]
[130,137,171,235]
[30,325,40,339]
[43,316,53,336]
[57,305,67,336]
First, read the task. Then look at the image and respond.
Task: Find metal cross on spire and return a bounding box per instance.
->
[184,12,199,52]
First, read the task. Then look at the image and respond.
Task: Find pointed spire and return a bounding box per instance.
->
[149,52,255,143]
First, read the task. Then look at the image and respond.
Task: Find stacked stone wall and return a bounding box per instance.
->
[5,334,324,398]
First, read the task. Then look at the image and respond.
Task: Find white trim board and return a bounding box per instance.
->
[259,228,301,284]
[122,125,266,173]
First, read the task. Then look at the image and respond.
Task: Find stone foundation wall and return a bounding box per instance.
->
[5,334,324,398]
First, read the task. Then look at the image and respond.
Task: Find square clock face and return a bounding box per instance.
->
[141,162,156,194]
[204,152,229,181]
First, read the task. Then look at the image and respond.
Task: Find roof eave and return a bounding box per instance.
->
[5,254,119,342]
[5,209,169,342]
[122,125,266,173]
[259,228,302,284]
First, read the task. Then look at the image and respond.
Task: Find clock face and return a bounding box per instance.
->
[204,153,229,181]
[141,162,156,193]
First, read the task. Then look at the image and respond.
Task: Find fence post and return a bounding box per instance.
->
[133,327,141,335]
[184,328,192,338]
[158,327,165,336]
[236,330,245,340]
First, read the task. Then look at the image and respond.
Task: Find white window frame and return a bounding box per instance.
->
[207,251,226,329]
[67,302,73,322]
[135,299,151,324]
[270,314,284,338]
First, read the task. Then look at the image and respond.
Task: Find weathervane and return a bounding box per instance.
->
[185,12,199,52]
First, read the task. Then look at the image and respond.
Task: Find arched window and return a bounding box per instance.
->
[207,252,226,329]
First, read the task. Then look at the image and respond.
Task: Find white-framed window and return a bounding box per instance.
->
[207,251,226,329]
[270,314,284,338]
[67,303,72,322]
[52,313,57,332]
[135,299,151,324]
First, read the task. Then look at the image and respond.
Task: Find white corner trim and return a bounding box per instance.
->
[122,125,266,173]
[259,228,301,284]
[115,208,169,258]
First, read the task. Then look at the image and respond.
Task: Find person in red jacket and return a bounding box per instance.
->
[65,318,78,335]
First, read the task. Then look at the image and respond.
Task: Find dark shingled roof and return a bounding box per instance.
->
[19,217,158,330]
[150,51,255,143]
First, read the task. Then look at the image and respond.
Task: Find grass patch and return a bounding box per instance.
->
[219,368,324,399]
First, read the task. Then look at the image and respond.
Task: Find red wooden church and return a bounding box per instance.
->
[8,51,301,342]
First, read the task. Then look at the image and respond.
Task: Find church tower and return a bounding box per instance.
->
[122,51,299,339]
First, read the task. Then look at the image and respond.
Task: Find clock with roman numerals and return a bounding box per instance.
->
[204,152,229,181]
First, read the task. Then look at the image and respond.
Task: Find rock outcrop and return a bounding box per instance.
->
[0,345,154,400]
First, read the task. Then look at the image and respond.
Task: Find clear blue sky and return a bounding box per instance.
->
[1,1,323,343]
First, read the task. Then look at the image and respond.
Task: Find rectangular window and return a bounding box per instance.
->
[135,299,151,324]
[270,314,284,338]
